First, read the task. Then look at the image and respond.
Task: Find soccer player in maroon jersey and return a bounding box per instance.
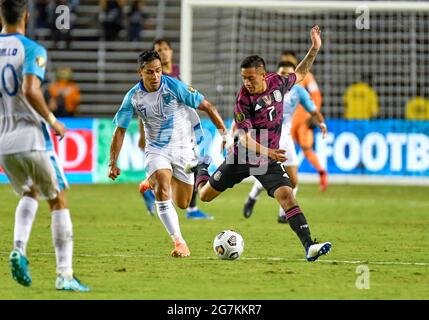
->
[138,39,214,220]
[192,26,332,261]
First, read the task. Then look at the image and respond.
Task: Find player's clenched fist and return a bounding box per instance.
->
[108,164,121,180]
[310,25,322,50]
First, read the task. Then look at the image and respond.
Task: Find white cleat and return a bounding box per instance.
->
[306,241,332,262]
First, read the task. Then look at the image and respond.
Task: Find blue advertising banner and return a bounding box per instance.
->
[1,119,428,185]
[298,120,429,176]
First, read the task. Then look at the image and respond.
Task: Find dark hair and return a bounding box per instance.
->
[277,61,296,69]
[137,50,161,69]
[281,50,297,58]
[152,39,172,50]
[240,55,266,70]
[0,0,27,25]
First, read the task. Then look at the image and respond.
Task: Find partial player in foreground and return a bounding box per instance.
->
[191,26,332,262]
[243,61,327,223]
[0,0,89,291]
[138,39,214,220]
[281,51,328,191]
[108,50,230,257]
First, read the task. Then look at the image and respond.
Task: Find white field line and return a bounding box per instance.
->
[1,252,427,267]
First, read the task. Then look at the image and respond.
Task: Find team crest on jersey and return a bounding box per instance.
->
[36,56,46,68]
[273,90,282,102]
[235,112,246,123]
[262,94,272,106]
[188,86,197,93]
[162,93,173,105]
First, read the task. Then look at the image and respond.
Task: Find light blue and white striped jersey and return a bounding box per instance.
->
[0,33,50,155]
[114,75,205,152]
[282,84,316,126]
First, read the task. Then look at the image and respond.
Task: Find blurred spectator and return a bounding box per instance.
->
[35,0,50,29]
[127,0,147,41]
[99,0,126,41]
[48,67,81,117]
[343,75,379,119]
[406,97,429,120]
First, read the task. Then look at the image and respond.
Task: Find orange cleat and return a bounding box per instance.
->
[171,242,190,258]
[319,170,328,192]
[139,179,152,194]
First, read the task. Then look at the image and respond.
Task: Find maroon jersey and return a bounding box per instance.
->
[163,64,181,80]
[234,72,296,163]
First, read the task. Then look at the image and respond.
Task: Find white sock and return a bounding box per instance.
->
[187,206,197,212]
[249,180,264,200]
[51,209,74,280]
[279,206,286,217]
[293,186,298,197]
[156,200,185,244]
[14,196,38,255]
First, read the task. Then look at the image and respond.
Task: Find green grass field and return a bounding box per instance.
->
[0,183,428,300]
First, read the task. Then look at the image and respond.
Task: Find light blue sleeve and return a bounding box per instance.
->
[164,76,204,109]
[19,36,47,81]
[113,89,135,129]
[297,86,317,113]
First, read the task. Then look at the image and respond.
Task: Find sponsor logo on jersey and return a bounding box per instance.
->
[188,86,197,93]
[262,94,272,106]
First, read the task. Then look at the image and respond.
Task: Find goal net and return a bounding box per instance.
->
[181,0,429,120]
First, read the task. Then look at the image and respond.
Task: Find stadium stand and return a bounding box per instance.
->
[32,0,182,117]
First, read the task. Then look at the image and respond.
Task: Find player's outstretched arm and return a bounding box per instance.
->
[108,127,126,180]
[198,99,233,151]
[22,74,65,139]
[295,25,322,84]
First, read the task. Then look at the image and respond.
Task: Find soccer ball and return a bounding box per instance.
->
[213,230,244,260]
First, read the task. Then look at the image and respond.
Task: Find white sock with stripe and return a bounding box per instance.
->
[14,196,38,255]
[249,180,264,200]
[155,200,185,244]
[51,209,74,280]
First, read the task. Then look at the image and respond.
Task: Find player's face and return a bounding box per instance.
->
[154,42,173,65]
[138,59,163,92]
[241,67,266,94]
[281,54,298,66]
[277,66,295,77]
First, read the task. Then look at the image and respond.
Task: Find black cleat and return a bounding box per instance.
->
[243,197,256,218]
[277,214,289,224]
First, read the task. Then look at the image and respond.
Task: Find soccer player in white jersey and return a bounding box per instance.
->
[0,0,89,291]
[243,61,327,223]
[108,50,230,257]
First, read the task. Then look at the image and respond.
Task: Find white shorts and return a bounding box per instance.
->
[279,124,298,167]
[144,150,195,185]
[0,151,69,200]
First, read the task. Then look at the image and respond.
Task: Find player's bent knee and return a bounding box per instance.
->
[175,197,191,209]
[48,191,68,211]
[154,187,170,201]
[274,186,297,207]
